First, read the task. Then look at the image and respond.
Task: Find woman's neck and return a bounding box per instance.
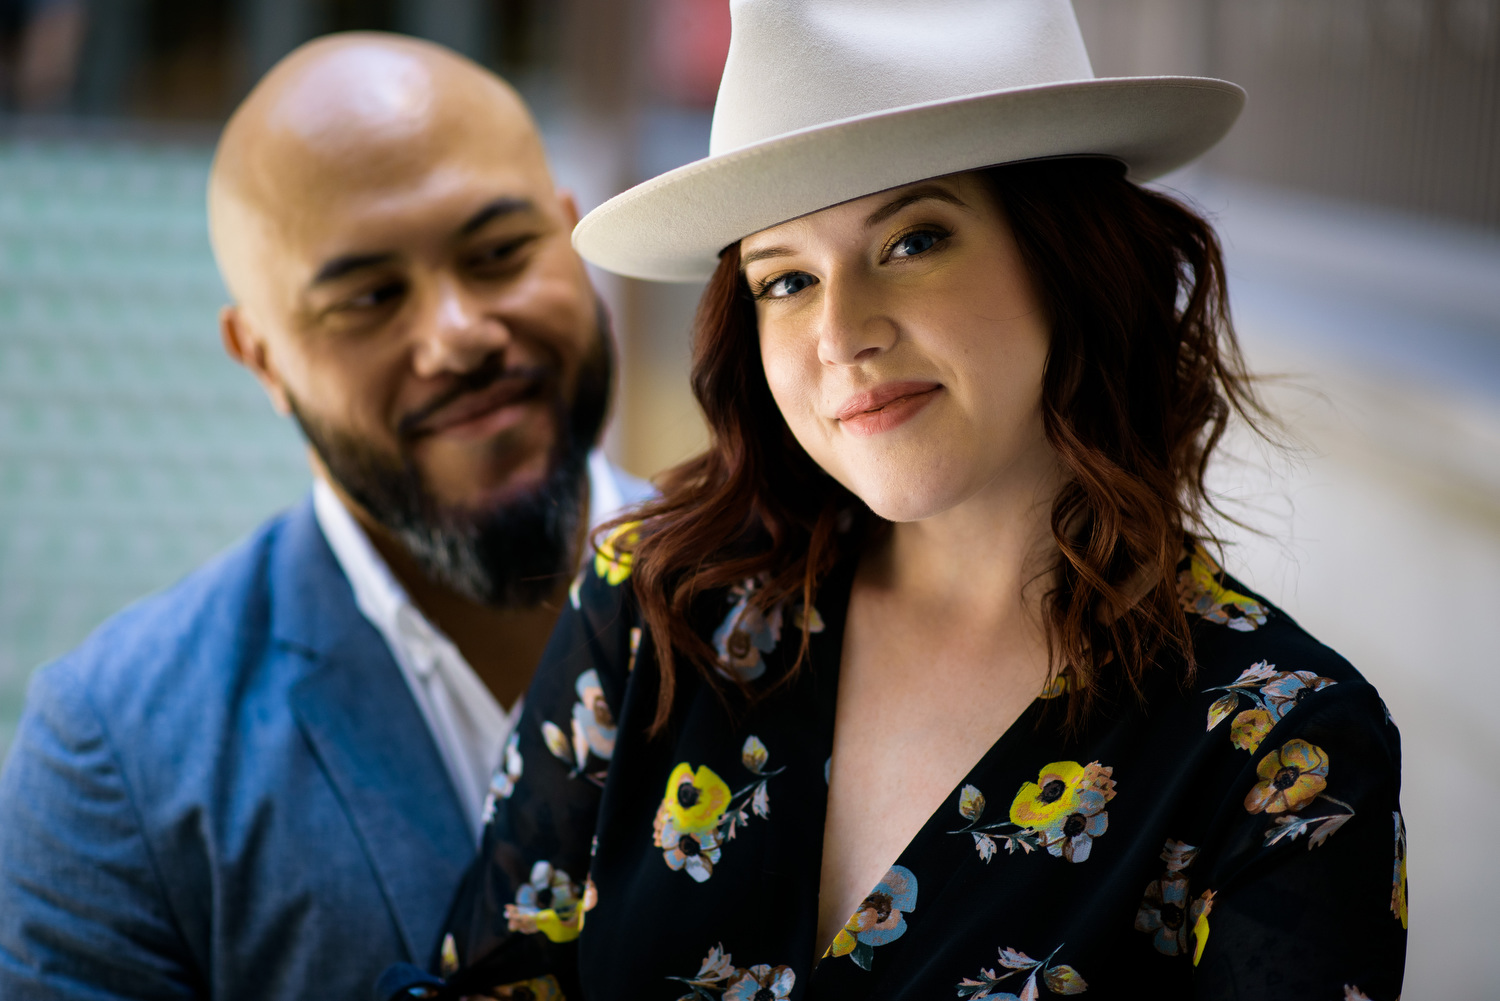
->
[871,447,1067,628]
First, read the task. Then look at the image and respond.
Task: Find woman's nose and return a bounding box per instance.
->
[410,276,510,378]
[815,274,897,367]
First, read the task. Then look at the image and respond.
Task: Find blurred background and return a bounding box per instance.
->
[0,0,1494,993]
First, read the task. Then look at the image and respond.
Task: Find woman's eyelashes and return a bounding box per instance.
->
[884,225,950,260]
[749,225,953,301]
[751,270,817,300]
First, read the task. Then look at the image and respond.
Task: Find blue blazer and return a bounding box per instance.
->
[0,498,472,1000]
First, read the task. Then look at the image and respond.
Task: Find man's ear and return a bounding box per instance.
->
[556,188,581,228]
[220,304,291,416]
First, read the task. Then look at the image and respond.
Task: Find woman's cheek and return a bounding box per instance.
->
[759,334,811,424]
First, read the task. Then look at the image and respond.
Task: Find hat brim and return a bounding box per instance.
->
[573,76,1244,282]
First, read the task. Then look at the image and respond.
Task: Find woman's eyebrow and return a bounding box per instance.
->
[864,186,967,227]
[740,245,796,269]
[739,186,966,272]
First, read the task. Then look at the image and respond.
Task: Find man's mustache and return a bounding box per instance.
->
[397,355,559,442]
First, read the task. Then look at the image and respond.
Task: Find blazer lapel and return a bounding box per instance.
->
[272,499,473,964]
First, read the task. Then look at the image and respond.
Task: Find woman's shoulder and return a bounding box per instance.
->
[572,521,646,619]
[1178,542,1366,682]
[1172,541,1397,754]
[533,522,649,715]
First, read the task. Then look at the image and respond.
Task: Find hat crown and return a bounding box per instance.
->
[710,0,1095,155]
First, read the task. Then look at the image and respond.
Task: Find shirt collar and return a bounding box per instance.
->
[312,476,418,661]
[311,448,641,670]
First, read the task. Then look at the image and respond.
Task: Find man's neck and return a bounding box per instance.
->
[326,471,589,709]
[369,528,565,708]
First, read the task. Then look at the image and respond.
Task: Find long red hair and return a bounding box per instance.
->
[609,158,1266,732]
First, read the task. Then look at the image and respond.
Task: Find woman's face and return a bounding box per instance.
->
[744,173,1056,523]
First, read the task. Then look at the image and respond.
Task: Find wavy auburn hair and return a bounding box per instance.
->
[613,158,1266,733]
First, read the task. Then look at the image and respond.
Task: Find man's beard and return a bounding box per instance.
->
[290,321,612,608]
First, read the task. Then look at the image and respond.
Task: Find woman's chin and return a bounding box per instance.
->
[850,484,961,525]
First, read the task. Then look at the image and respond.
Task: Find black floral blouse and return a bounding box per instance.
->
[406,536,1407,1001]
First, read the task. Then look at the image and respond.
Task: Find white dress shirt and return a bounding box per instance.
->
[313,449,653,841]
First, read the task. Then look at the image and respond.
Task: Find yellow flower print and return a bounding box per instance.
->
[824,865,917,970]
[1205,661,1337,755]
[1244,739,1329,814]
[593,521,641,585]
[439,932,459,976]
[662,762,732,834]
[1191,890,1215,966]
[1178,543,1267,631]
[1229,708,1275,753]
[1038,672,1070,700]
[1007,761,1116,862]
[1392,812,1408,929]
[1009,761,1086,830]
[504,861,593,943]
[653,743,786,882]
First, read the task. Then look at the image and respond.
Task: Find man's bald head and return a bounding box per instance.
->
[206,32,610,609]
[208,32,552,310]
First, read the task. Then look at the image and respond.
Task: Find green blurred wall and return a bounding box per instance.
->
[0,137,311,761]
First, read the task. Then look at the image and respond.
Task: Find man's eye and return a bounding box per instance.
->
[889,229,945,259]
[756,271,817,300]
[342,281,405,311]
[473,236,534,269]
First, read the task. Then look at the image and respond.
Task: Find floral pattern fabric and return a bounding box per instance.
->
[424,544,1406,1001]
[822,865,917,969]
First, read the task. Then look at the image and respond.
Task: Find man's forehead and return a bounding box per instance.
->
[297,174,551,286]
[212,34,553,254]
[267,44,442,149]
[249,93,547,212]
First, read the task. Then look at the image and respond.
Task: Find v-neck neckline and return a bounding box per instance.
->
[799,561,1056,987]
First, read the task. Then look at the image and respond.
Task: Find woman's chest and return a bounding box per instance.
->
[578,647,1230,1001]
[819,641,1046,951]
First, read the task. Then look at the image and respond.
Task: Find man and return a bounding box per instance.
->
[0,33,650,1001]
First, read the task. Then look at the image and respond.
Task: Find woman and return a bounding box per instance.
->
[390,2,1407,998]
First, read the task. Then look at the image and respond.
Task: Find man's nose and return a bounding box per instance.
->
[410,276,509,378]
[815,272,897,367]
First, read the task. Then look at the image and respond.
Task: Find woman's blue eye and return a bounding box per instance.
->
[891,230,941,258]
[765,272,816,298]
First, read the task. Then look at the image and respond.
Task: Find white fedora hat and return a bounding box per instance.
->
[574,0,1245,282]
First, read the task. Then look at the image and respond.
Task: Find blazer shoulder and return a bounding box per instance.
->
[29,504,311,733]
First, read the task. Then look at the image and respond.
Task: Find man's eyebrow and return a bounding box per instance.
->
[309,252,398,287]
[864,185,968,227]
[459,196,536,236]
[304,198,539,288]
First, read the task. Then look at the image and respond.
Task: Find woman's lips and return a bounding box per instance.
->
[836,381,942,437]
